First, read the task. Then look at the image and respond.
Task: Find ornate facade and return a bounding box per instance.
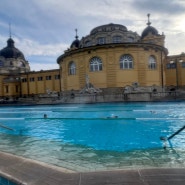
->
[57,15,168,94]
[0,37,30,74]
[0,14,185,102]
[0,38,60,100]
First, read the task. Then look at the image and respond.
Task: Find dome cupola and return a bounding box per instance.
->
[0,37,25,59]
[70,29,80,48]
[0,37,30,74]
[141,14,159,39]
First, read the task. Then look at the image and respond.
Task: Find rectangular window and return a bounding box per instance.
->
[166,63,171,69]
[166,63,176,69]
[46,76,51,80]
[30,77,35,82]
[55,75,60,79]
[182,62,185,68]
[16,85,19,93]
[22,78,27,83]
[97,37,105,45]
[5,86,8,93]
[38,77,43,81]
[113,36,122,43]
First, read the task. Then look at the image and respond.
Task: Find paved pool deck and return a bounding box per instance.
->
[0,151,185,185]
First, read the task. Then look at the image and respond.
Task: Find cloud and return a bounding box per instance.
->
[166,32,185,55]
[132,0,185,14]
[26,55,59,71]
[0,35,66,71]
[1,0,185,70]
[14,37,67,70]
[14,38,67,56]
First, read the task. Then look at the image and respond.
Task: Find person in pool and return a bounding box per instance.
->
[107,114,118,118]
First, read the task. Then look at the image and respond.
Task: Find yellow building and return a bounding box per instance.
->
[57,15,168,94]
[0,38,61,100]
[0,14,185,102]
[0,69,61,100]
[165,54,185,89]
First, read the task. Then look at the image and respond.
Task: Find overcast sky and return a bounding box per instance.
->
[0,0,185,71]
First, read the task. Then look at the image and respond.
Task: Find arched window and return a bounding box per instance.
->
[68,61,76,75]
[127,37,134,42]
[97,37,106,45]
[112,36,122,43]
[90,57,103,72]
[148,56,156,69]
[120,54,133,69]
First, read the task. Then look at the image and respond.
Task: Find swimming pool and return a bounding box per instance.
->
[0,102,185,171]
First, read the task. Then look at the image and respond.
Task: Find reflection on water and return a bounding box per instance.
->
[0,102,185,171]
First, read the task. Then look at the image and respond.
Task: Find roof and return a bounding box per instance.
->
[141,25,159,39]
[0,38,25,59]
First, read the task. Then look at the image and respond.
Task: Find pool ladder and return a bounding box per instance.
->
[167,125,185,140]
[160,125,185,141]
[0,123,14,131]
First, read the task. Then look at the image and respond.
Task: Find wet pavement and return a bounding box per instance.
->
[0,151,185,185]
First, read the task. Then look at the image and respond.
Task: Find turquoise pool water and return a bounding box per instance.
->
[0,102,185,171]
[0,175,18,185]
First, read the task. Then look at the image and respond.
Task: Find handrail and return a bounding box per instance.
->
[0,123,14,131]
[167,125,185,140]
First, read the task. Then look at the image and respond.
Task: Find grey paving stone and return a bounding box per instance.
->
[1,151,185,185]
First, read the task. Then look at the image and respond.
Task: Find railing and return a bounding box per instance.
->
[160,125,185,149]
[167,125,185,140]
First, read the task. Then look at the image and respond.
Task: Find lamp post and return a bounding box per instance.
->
[170,58,183,89]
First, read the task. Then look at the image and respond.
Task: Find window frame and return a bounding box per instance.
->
[112,36,122,43]
[38,76,43,81]
[5,85,9,93]
[166,63,176,69]
[181,62,185,68]
[89,57,103,72]
[30,77,35,82]
[119,54,133,69]
[97,37,106,45]
[46,76,52,80]
[55,74,60,79]
[148,55,157,70]
[68,61,76,75]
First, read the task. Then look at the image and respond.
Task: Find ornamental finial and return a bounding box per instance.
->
[75,28,78,39]
[9,22,12,38]
[147,13,151,26]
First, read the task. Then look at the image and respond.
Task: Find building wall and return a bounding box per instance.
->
[59,44,166,91]
[1,52,185,100]
[165,54,185,88]
[21,70,61,96]
[0,69,61,99]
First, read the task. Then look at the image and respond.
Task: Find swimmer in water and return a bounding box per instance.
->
[107,114,118,118]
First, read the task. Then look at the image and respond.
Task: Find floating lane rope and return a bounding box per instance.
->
[24,117,136,120]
